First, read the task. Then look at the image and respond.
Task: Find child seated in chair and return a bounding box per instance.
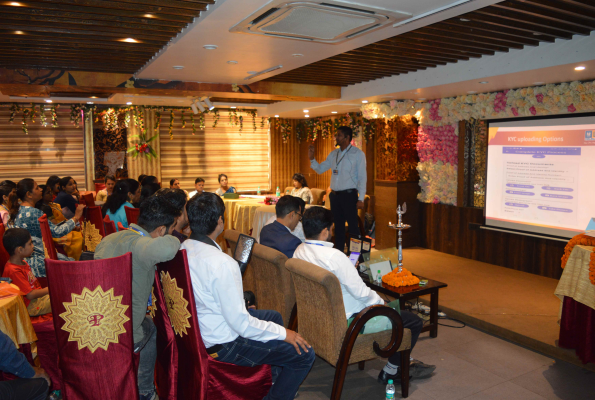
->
[2,228,51,317]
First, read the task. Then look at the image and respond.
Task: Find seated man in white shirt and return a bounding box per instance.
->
[293,207,435,385]
[181,192,315,400]
[188,177,205,199]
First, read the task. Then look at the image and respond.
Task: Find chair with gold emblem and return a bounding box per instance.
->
[45,253,138,400]
[156,250,272,400]
[104,215,117,236]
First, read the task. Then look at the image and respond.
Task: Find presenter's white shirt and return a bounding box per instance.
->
[310,144,367,201]
[181,238,286,348]
[293,240,383,318]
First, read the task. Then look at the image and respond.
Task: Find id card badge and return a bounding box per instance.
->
[332,169,339,175]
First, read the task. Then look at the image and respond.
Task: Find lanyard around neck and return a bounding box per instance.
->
[129,226,145,236]
[0,204,8,212]
[335,145,352,168]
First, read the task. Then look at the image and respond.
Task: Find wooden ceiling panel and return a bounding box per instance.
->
[265,0,595,87]
[0,0,213,73]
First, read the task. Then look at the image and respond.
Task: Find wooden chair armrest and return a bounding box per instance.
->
[343,304,404,358]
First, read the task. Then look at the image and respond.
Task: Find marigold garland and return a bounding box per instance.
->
[381,268,420,287]
[561,233,595,285]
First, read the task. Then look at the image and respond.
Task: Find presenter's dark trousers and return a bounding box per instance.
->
[329,189,361,252]
[0,378,49,400]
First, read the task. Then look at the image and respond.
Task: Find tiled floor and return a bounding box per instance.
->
[298,324,595,399]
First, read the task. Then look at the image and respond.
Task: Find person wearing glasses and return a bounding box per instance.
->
[259,195,304,258]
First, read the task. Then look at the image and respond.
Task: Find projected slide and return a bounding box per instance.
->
[486,115,595,238]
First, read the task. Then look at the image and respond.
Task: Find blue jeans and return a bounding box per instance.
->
[215,309,316,400]
[134,316,157,398]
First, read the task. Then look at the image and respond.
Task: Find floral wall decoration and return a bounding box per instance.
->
[362,79,595,206]
[276,112,377,144]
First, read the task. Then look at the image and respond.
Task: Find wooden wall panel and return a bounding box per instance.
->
[0,108,86,189]
[270,119,300,194]
[420,203,565,279]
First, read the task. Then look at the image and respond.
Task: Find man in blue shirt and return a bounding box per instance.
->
[260,196,304,258]
[309,126,366,251]
[0,329,50,399]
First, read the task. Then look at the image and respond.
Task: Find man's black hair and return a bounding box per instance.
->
[0,180,16,189]
[142,175,159,186]
[138,183,161,207]
[156,188,187,212]
[337,126,353,142]
[302,206,334,239]
[275,195,301,219]
[186,192,225,235]
[195,177,205,184]
[137,195,180,233]
[3,228,31,256]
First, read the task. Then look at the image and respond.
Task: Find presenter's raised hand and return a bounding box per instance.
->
[308,144,315,160]
[356,200,364,210]
[284,329,311,355]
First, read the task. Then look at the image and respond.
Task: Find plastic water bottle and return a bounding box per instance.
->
[276,186,280,197]
[257,186,261,195]
[376,270,383,285]
[386,379,395,399]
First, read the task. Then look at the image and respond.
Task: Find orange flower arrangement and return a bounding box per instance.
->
[382,268,420,287]
[561,233,595,285]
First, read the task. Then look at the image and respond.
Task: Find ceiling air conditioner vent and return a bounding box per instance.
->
[230,1,411,44]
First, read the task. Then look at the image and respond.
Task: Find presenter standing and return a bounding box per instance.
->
[309,126,366,251]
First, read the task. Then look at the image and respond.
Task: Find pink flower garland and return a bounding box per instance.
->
[416,124,458,165]
[493,90,508,113]
[428,99,442,121]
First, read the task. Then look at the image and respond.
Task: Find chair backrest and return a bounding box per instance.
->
[94,182,106,193]
[156,250,209,399]
[82,193,95,206]
[311,188,325,205]
[225,230,295,328]
[0,220,10,276]
[103,215,116,236]
[86,206,105,238]
[37,214,58,260]
[285,258,347,365]
[124,206,139,225]
[117,221,128,231]
[45,253,138,400]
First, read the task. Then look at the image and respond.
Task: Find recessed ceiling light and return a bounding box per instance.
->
[227,60,238,65]
[479,81,488,84]
[305,114,309,118]
[575,66,586,71]
[460,18,470,22]
[90,96,98,99]
[292,54,304,57]
[230,106,237,109]
[274,115,279,117]
[14,30,24,34]
[87,102,94,104]
[9,2,21,6]
[303,109,309,113]
[172,66,184,70]
[331,111,338,114]
[362,100,369,104]
[144,14,155,18]
[45,99,52,103]
[121,38,139,43]
[203,45,218,50]
[533,82,545,85]
[126,102,132,105]
[467,91,477,94]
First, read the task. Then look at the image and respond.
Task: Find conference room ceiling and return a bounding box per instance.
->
[264,0,595,87]
[0,0,214,74]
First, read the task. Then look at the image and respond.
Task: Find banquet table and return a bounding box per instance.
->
[252,205,277,242]
[0,290,37,348]
[216,197,266,249]
[554,245,595,364]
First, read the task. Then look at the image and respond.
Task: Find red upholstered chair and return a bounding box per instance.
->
[94,182,106,193]
[45,253,139,400]
[125,206,139,225]
[156,250,272,400]
[81,193,95,207]
[38,214,58,260]
[85,206,106,238]
[0,220,10,275]
[104,215,117,236]
[117,221,128,231]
